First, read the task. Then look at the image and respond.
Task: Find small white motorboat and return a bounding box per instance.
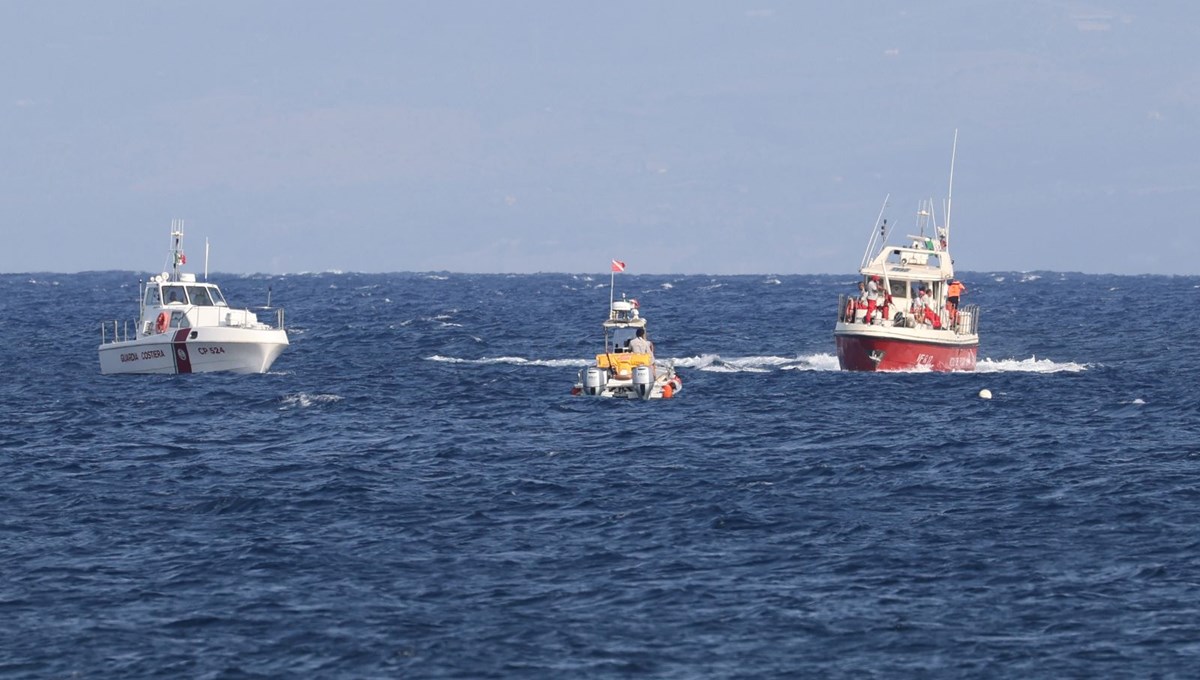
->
[572,260,681,400]
[97,220,289,375]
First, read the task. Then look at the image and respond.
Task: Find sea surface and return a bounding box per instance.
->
[2,271,1199,678]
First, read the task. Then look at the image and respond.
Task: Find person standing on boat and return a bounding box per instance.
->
[629,327,654,357]
[864,275,882,324]
[946,279,966,320]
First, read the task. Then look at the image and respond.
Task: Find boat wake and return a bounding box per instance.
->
[976,356,1088,373]
[428,355,589,368]
[668,353,841,373]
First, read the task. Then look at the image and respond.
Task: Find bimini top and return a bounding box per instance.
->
[603,296,646,329]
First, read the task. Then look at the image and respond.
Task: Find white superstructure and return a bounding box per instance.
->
[97,220,288,375]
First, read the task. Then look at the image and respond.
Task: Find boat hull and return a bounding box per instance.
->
[98,327,288,375]
[835,325,977,372]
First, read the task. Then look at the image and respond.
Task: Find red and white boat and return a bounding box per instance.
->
[833,134,979,371]
[97,220,288,375]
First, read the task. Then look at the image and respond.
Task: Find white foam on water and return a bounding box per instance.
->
[975,356,1088,373]
[427,355,589,368]
[281,393,344,409]
[674,353,840,373]
[780,353,843,372]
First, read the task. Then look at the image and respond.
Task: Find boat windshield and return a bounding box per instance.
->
[144,286,162,307]
[163,284,187,305]
[187,285,215,306]
[609,329,636,353]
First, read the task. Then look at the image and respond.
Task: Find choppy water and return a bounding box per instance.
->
[2,271,1199,678]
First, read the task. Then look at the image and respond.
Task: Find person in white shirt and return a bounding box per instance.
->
[628,327,654,356]
[865,276,882,323]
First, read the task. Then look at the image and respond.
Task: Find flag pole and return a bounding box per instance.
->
[610,262,615,311]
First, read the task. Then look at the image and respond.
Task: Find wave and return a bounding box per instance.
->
[427,355,589,368]
[975,356,1088,373]
[280,393,344,408]
[674,353,841,373]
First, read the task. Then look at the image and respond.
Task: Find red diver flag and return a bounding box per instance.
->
[611,259,626,273]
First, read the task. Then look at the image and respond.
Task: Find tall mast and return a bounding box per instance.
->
[169,219,186,281]
[861,194,890,270]
[945,129,958,241]
[609,264,615,312]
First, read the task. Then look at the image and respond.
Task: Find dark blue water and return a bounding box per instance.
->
[2,271,1199,678]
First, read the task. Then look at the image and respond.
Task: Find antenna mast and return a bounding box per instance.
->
[169,219,185,281]
[945,129,958,239]
[861,194,890,270]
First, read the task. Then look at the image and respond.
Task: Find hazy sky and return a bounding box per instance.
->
[3,1,1197,275]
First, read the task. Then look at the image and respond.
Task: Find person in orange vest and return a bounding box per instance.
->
[946,279,966,320]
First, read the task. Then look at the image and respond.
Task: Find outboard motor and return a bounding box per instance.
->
[584,366,607,395]
[633,365,653,400]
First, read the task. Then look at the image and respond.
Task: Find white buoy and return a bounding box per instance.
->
[979,388,992,400]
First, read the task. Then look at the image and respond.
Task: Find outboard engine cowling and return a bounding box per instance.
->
[633,365,652,400]
[584,366,607,395]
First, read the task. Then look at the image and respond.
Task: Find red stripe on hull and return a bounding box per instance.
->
[836,334,977,372]
[172,329,194,374]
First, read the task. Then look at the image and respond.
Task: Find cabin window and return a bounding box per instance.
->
[209,287,227,306]
[889,281,907,299]
[170,311,190,329]
[188,286,213,306]
[163,285,187,304]
[144,286,162,307]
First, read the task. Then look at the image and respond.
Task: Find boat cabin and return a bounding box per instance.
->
[138,272,266,337]
[144,276,228,309]
[597,296,654,377]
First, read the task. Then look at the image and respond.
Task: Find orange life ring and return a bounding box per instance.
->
[155,311,169,334]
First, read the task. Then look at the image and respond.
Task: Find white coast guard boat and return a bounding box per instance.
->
[572,261,681,399]
[833,133,980,371]
[97,221,288,375]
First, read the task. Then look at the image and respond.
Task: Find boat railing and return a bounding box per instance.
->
[952,303,980,336]
[100,320,136,345]
[839,293,979,336]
